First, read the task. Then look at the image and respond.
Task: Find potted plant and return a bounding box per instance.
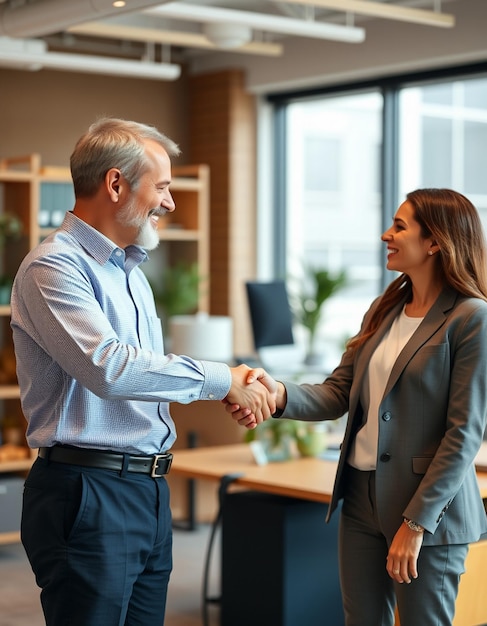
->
[149,261,203,328]
[244,417,331,460]
[291,265,347,366]
[0,212,23,305]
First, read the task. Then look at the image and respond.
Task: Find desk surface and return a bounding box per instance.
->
[171,444,338,502]
[171,443,487,503]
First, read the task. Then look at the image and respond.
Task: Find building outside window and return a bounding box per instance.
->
[271,69,487,369]
[399,76,487,227]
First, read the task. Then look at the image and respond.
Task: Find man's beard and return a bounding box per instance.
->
[135,218,160,250]
[117,199,161,250]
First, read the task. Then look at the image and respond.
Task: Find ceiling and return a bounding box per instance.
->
[0,0,458,80]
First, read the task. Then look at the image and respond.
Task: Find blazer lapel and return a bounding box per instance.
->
[383,287,458,397]
[347,287,458,426]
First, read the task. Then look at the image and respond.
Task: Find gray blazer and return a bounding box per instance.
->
[282,287,487,545]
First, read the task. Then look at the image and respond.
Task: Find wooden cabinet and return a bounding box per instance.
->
[0,154,210,542]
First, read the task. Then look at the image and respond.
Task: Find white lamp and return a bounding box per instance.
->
[169,313,233,362]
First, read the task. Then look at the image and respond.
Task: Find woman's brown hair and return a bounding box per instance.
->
[347,188,487,352]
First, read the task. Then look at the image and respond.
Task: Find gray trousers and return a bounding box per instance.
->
[338,465,468,626]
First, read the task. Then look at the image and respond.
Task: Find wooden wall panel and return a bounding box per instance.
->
[188,69,257,357]
[169,70,258,523]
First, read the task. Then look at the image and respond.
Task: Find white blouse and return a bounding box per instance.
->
[348,306,423,471]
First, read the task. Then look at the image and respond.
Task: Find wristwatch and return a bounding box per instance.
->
[404,518,424,533]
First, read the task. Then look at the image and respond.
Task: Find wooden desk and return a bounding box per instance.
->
[171,443,339,501]
[171,442,487,500]
[171,443,487,626]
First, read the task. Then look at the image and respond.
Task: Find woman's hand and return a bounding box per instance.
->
[386,521,424,584]
[224,368,284,429]
[225,365,278,428]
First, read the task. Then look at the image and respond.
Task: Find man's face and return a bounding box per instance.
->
[117,141,175,250]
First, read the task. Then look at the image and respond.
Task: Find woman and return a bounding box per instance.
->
[230,188,487,626]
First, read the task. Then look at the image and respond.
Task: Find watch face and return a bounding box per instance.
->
[404,518,423,532]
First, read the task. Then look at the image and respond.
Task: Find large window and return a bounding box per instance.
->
[269,66,487,368]
[284,92,382,368]
[398,77,487,227]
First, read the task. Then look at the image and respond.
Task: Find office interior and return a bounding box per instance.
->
[1,1,487,625]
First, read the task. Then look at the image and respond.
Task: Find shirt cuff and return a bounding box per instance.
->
[199,360,232,400]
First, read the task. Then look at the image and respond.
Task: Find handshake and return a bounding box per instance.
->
[224,364,282,430]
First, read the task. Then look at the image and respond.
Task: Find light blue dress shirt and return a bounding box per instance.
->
[10,212,232,454]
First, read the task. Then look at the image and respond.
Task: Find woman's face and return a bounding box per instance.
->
[381,200,435,276]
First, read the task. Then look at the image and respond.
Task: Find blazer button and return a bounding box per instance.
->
[380,452,391,462]
[382,411,392,421]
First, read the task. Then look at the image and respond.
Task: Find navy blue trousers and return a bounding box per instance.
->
[21,456,173,626]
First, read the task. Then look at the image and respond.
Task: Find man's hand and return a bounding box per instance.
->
[224,367,279,429]
[225,365,277,428]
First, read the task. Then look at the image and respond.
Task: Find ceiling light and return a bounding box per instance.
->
[0,36,181,80]
[145,2,365,44]
[203,23,252,49]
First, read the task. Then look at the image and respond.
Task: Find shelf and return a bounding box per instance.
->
[159,229,202,241]
[0,531,21,545]
[0,457,33,473]
[0,386,20,399]
[171,177,205,192]
[38,166,71,181]
[0,171,34,183]
[0,154,210,545]
[0,154,39,181]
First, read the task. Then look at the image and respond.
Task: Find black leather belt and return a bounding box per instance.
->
[38,446,172,478]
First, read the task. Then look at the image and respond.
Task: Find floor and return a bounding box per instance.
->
[0,523,220,626]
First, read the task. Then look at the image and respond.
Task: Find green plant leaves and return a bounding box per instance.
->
[149,261,202,319]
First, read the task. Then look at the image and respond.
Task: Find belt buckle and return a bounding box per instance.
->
[151,454,171,478]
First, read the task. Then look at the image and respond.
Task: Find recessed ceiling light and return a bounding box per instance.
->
[113,1,126,8]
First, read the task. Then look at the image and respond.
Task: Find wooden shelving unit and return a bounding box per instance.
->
[0,154,210,542]
[0,157,35,536]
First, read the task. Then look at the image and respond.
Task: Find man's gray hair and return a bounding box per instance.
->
[70,117,181,198]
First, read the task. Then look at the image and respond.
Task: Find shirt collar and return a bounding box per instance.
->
[61,211,148,267]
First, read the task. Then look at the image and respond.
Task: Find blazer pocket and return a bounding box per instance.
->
[412,455,433,474]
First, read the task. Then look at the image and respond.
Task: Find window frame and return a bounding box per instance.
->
[266,61,487,290]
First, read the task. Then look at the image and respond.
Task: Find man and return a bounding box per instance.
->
[10,117,274,625]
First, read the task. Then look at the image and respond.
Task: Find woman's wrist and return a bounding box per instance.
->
[276,381,287,412]
[403,518,424,533]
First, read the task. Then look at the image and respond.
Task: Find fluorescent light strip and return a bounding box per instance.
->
[144,2,366,44]
[0,42,181,79]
